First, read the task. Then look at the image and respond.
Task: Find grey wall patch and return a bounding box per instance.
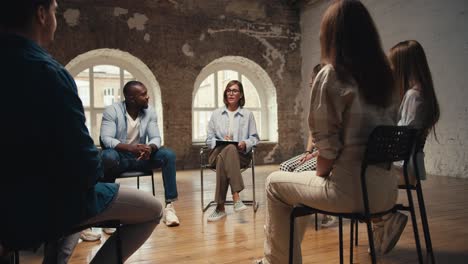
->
[114,7,128,16]
[144,33,151,42]
[182,43,195,57]
[63,9,80,27]
[128,13,148,31]
[207,26,300,79]
[263,144,279,163]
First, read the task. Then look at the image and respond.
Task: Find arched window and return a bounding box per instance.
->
[193,56,278,143]
[73,65,136,143]
[66,49,164,145]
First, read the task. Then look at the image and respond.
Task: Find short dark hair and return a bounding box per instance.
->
[123,80,145,98]
[223,80,245,107]
[0,0,53,30]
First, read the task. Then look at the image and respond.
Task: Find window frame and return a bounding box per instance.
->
[65,49,165,145]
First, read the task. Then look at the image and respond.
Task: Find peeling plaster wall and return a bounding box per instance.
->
[300,0,468,178]
[52,0,303,169]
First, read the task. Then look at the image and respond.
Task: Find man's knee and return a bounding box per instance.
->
[153,147,176,163]
[101,149,120,168]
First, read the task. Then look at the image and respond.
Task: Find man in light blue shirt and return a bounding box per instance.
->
[100,81,180,227]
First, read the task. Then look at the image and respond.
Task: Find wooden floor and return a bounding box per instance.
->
[21,165,468,263]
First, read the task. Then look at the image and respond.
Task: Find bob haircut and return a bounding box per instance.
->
[223,80,245,107]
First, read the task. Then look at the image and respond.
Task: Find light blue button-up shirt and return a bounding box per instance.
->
[206,106,260,153]
[100,101,161,149]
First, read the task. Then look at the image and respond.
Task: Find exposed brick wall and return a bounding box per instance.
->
[51,0,305,169]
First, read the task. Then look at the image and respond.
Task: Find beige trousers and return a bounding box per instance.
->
[80,187,163,264]
[209,144,251,204]
[263,165,397,264]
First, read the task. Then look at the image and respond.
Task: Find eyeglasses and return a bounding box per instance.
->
[226,89,240,94]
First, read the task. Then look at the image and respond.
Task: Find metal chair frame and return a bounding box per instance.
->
[117,170,155,196]
[289,126,421,264]
[352,132,435,263]
[99,140,156,196]
[200,145,258,212]
[11,220,122,264]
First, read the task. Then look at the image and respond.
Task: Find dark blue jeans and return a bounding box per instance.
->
[101,147,178,203]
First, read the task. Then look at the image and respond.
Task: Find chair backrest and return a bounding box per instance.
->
[360,125,418,216]
[363,125,417,165]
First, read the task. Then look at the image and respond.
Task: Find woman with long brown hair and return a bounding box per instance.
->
[256,1,399,263]
[373,40,441,255]
[390,40,440,139]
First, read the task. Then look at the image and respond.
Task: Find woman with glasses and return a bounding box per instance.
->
[205,80,260,222]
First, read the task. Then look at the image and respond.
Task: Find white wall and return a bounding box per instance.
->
[300,0,468,178]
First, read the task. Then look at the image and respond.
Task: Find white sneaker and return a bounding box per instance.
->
[370,212,408,255]
[163,203,180,227]
[380,212,408,254]
[233,200,248,212]
[320,215,336,227]
[207,209,227,222]
[80,228,101,242]
[103,228,116,235]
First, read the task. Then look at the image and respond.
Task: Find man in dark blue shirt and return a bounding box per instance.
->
[0,1,162,263]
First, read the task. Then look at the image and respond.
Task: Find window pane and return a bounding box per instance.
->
[241,75,261,108]
[194,74,215,108]
[75,69,90,107]
[252,110,262,138]
[193,111,212,142]
[217,70,238,107]
[93,65,121,108]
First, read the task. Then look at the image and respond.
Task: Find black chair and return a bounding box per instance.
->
[289,125,419,264]
[401,134,434,263]
[118,170,155,196]
[200,145,259,212]
[99,140,156,196]
[9,220,122,264]
[350,132,435,263]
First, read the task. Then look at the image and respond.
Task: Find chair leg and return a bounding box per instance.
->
[366,220,377,264]
[355,219,359,246]
[115,227,123,264]
[406,187,424,264]
[12,250,19,264]
[416,183,435,263]
[289,210,296,264]
[315,213,318,231]
[200,165,205,212]
[350,219,354,264]
[151,173,155,196]
[137,176,140,189]
[251,158,258,212]
[339,217,343,264]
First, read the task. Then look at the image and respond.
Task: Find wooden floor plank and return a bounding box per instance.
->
[19,165,468,263]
